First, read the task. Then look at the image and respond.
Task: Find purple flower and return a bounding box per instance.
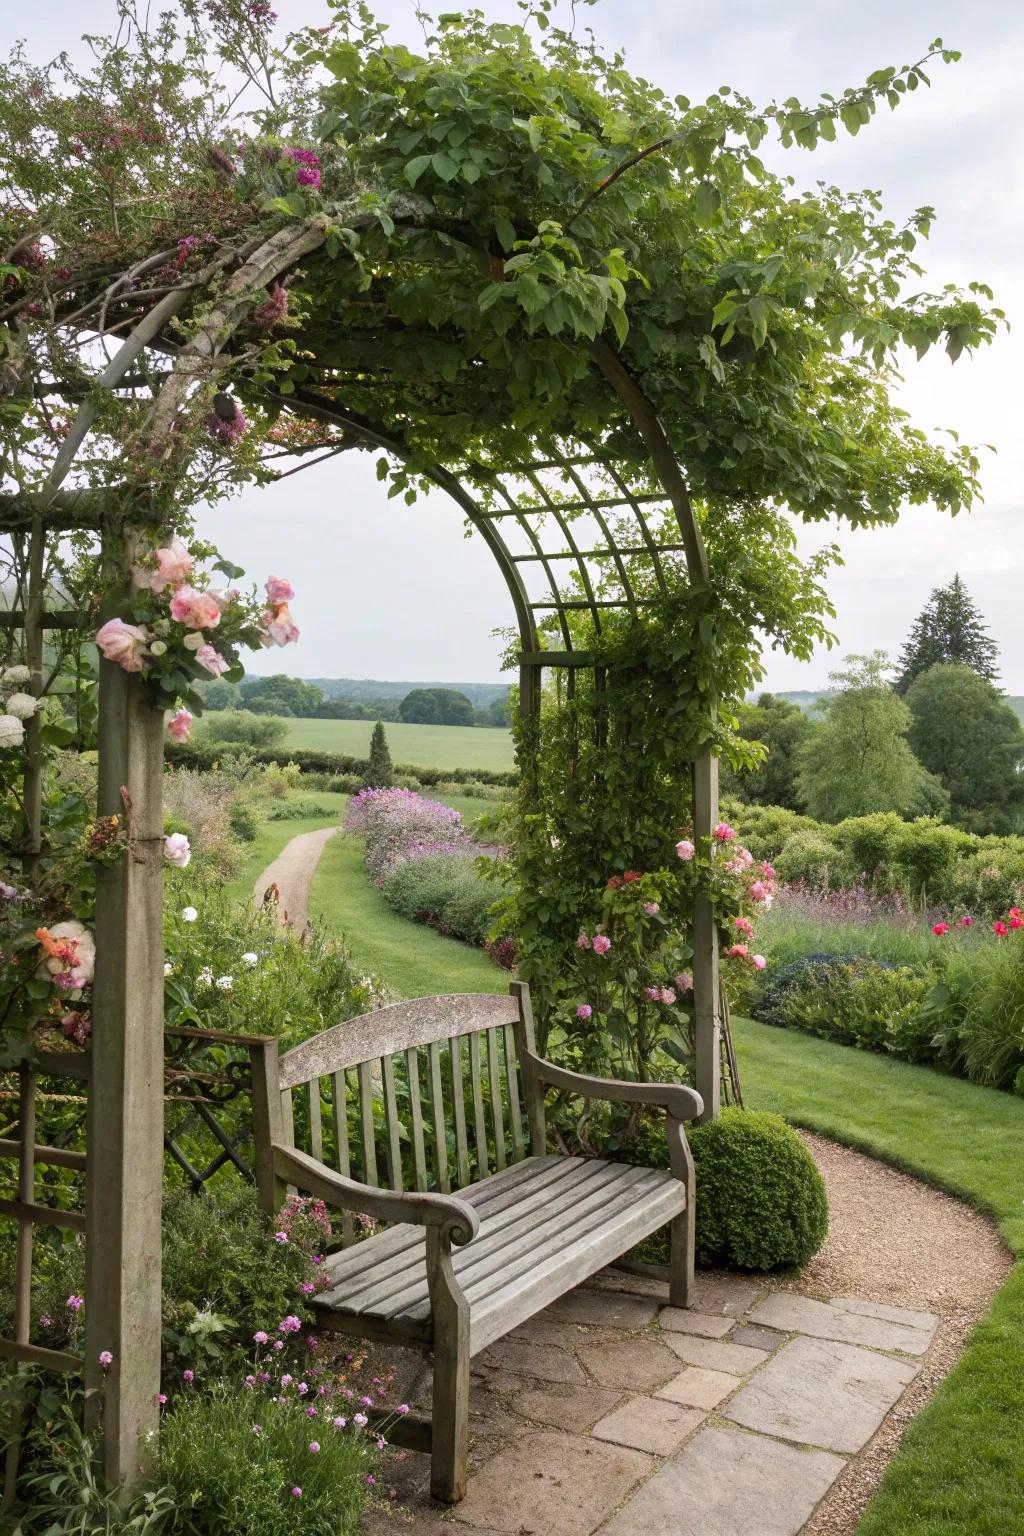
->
[308,1441,320,1454]
[66,1295,84,1311]
[157,1393,168,1405]
[279,1315,302,1334]
[592,934,611,955]
[291,1487,302,1498]
[99,1350,113,1369]
[38,1314,53,1328]
[253,1424,263,1435]
[575,1004,592,1020]
[296,167,321,190]
[182,1369,194,1383]
[396,1403,410,1415]
[333,1415,348,1428]
[253,1330,268,1344]
[274,1231,289,1244]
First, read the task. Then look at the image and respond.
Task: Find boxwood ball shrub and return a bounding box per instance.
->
[688,1108,828,1271]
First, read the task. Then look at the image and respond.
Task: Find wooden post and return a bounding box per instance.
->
[84,654,165,1488]
[249,1039,286,1216]
[692,751,721,1122]
[21,519,44,880]
[1,1070,36,1505]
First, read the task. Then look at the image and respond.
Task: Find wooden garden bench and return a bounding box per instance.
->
[255,981,702,1503]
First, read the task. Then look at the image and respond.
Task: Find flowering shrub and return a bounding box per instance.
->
[344,787,465,885]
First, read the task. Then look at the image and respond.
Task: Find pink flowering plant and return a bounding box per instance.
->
[95,537,300,733]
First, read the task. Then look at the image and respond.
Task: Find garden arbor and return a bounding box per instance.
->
[0,0,998,1494]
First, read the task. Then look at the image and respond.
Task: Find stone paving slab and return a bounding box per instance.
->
[547,1287,660,1329]
[730,1324,787,1352]
[592,1394,706,1455]
[599,1425,845,1536]
[829,1295,939,1331]
[479,1336,587,1384]
[748,1291,936,1355]
[663,1333,771,1375]
[724,1335,919,1454]
[656,1366,741,1411]
[577,1333,683,1391]
[454,1429,654,1535]
[510,1382,626,1432]
[659,1307,736,1338]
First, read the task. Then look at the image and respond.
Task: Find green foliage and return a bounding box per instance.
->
[761,956,933,1055]
[365,719,394,788]
[227,798,263,841]
[687,1108,828,1270]
[196,679,243,712]
[906,665,1024,833]
[199,712,289,749]
[158,1382,372,1536]
[721,693,813,810]
[896,575,1000,693]
[920,938,1024,1092]
[380,853,500,945]
[398,688,475,726]
[797,653,942,822]
[240,677,326,718]
[774,830,854,889]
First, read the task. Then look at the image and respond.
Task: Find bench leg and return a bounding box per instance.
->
[430,1317,470,1502]
[669,1205,695,1309]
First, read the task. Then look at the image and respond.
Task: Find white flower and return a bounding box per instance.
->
[164,962,174,977]
[763,892,774,910]
[182,632,205,652]
[2,664,30,686]
[4,692,38,719]
[149,640,168,657]
[197,967,214,988]
[181,906,198,923]
[0,714,25,749]
[241,952,258,967]
[216,975,233,991]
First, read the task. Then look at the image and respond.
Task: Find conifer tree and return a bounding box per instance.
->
[895,575,999,693]
[366,720,394,788]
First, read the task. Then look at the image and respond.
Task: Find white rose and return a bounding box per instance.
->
[181,906,199,923]
[0,714,25,749]
[39,920,96,986]
[5,692,38,720]
[1,665,30,686]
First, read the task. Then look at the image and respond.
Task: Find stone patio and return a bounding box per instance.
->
[360,1266,938,1536]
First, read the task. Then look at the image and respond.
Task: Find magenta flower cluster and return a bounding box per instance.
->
[284,148,322,191]
[345,788,466,885]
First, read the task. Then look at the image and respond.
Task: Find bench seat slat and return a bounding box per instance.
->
[313,1155,685,1353]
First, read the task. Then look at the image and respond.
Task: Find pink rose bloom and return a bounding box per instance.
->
[263,602,300,646]
[675,971,693,993]
[660,988,677,1005]
[144,536,193,592]
[164,833,191,868]
[168,709,193,742]
[761,862,776,880]
[95,617,150,673]
[643,901,660,915]
[576,932,591,950]
[591,934,611,955]
[196,644,229,677]
[265,575,295,603]
[724,943,748,960]
[675,839,695,861]
[713,822,735,842]
[575,1004,592,1019]
[749,881,767,902]
[169,586,221,630]
[643,986,661,1001]
[734,916,754,937]
[751,954,767,970]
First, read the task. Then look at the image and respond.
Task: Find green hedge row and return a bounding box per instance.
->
[166,740,518,788]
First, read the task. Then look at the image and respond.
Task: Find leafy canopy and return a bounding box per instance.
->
[906,664,1024,834]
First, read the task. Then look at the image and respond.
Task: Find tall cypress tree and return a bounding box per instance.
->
[366,720,394,787]
[895,575,1000,693]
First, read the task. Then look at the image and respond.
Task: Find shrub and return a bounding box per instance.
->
[381,852,500,944]
[688,1108,828,1270]
[260,761,303,800]
[198,711,289,749]
[345,787,466,884]
[166,739,517,789]
[781,959,932,1053]
[774,830,852,889]
[163,767,242,877]
[228,798,263,841]
[159,1378,373,1536]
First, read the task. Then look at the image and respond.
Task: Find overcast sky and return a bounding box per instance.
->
[14,0,1024,688]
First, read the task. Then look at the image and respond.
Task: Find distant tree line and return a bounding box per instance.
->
[198,674,511,727]
[722,578,1024,836]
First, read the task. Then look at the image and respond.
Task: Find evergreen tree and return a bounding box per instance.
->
[366,721,394,788]
[895,575,999,693]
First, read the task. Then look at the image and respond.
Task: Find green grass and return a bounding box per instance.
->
[735,1016,1024,1536]
[223,792,348,903]
[308,821,506,998]
[278,716,515,773]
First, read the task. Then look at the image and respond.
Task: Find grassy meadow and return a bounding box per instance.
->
[278,716,515,773]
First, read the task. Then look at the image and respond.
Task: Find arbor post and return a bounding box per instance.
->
[692,751,721,1122]
[84,654,165,1488]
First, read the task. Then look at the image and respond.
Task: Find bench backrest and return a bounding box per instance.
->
[275,983,544,1213]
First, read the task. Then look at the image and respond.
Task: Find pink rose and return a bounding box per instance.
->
[591,934,611,955]
[643,901,660,915]
[734,916,754,937]
[675,839,695,861]
[643,986,661,1001]
[713,822,735,842]
[195,644,229,677]
[751,954,767,970]
[660,988,676,1005]
[169,586,221,630]
[575,1004,592,1019]
[142,536,193,592]
[263,602,300,646]
[95,618,150,673]
[576,933,591,950]
[265,575,295,603]
[164,833,191,868]
[675,971,693,993]
[749,881,767,902]
[724,943,748,960]
[168,709,193,742]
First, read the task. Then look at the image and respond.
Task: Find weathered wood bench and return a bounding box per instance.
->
[254,981,702,1502]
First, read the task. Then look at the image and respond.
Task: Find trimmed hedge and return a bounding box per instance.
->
[166,740,517,788]
[688,1108,828,1270]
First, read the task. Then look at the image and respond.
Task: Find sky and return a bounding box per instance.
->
[13,0,1024,688]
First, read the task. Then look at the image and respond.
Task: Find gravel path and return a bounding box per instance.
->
[253,825,338,931]
[790,1132,1012,1536]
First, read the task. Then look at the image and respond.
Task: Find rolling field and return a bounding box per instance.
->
[279,716,515,773]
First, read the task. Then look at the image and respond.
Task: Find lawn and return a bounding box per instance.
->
[223,791,348,904]
[278,716,515,774]
[736,1016,1024,1536]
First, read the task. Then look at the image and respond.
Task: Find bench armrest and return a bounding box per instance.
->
[272,1143,479,1247]
[523,1050,703,1123]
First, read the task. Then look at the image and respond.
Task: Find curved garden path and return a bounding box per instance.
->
[253,825,337,930]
